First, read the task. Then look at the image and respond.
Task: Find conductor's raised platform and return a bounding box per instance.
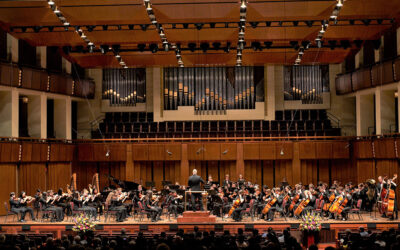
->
[177,211,216,223]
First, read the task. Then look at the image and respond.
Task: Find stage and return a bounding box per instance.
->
[0,211,399,244]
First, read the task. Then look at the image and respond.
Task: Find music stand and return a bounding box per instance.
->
[162,180,172,186]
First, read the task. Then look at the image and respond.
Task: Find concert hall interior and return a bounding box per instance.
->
[1,0,400,249]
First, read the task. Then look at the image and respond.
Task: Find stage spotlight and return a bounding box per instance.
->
[250,22,259,28]
[292,21,299,26]
[240,0,247,9]
[362,19,371,26]
[354,40,363,48]
[21,27,27,33]
[264,41,272,49]
[340,40,351,49]
[188,43,196,52]
[200,42,209,52]
[100,45,109,54]
[102,25,108,31]
[373,39,381,50]
[111,44,120,53]
[266,21,271,27]
[212,42,221,50]
[316,40,323,48]
[33,26,42,33]
[62,46,71,55]
[163,43,169,52]
[209,23,216,28]
[195,23,204,30]
[377,19,383,25]
[138,44,146,52]
[239,28,245,37]
[301,41,311,50]
[48,0,55,6]
[224,42,231,53]
[251,42,262,51]
[328,40,337,50]
[305,20,314,27]
[183,23,189,29]
[337,0,343,7]
[86,25,95,32]
[140,24,149,31]
[299,47,304,55]
[88,45,94,53]
[75,45,84,53]
[349,20,355,25]
[238,41,245,50]
[149,43,158,53]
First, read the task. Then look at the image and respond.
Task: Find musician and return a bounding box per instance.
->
[53,188,72,216]
[188,169,205,212]
[265,188,284,222]
[167,190,183,218]
[143,191,162,222]
[106,190,127,222]
[231,190,246,222]
[9,192,25,222]
[237,174,245,188]
[19,191,36,221]
[222,174,232,188]
[81,190,98,220]
[339,189,353,221]
[385,176,398,220]
[39,192,64,222]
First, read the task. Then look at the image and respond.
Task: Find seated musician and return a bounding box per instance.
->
[264,188,284,222]
[81,190,98,220]
[253,187,264,216]
[339,189,353,221]
[39,192,64,222]
[87,188,103,216]
[116,188,133,215]
[222,174,231,188]
[53,188,72,216]
[231,190,246,222]
[9,192,28,222]
[143,191,162,222]
[106,190,127,222]
[283,186,293,214]
[19,191,36,221]
[303,185,316,212]
[168,190,183,218]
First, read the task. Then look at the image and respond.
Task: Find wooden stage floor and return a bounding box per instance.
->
[0,211,399,238]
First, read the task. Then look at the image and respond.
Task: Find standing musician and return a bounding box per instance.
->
[188,169,205,212]
[381,175,398,220]
[39,192,64,222]
[222,174,232,188]
[237,174,245,188]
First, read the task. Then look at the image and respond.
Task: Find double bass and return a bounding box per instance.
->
[382,174,397,217]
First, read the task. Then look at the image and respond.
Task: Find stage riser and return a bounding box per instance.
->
[0,223,399,240]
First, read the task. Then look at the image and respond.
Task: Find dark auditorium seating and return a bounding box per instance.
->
[93,110,341,139]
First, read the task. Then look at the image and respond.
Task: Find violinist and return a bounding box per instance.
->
[19,191,36,221]
[106,190,127,222]
[168,190,183,218]
[39,192,64,222]
[143,191,162,222]
[231,190,246,222]
[9,192,27,222]
[81,190,98,220]
[53,188,72,216]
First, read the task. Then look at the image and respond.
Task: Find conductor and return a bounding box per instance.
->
[188,169,205,212]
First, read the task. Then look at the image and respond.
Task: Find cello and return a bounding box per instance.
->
[228,198,241,216]
[294,198,310,217]
[289,194,300,211]
[329,195,343,214]
[262,196,277,215]
[323,193,336,212]
[383,174,397,217]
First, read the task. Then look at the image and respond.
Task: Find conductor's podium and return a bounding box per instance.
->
[177,211,216,223]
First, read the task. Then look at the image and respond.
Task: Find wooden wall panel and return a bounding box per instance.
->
[50,144,74,162]
[153,161,164,190]
[164,144,181,161]
[21,142,32,162]
[219,161,236,184]
[244,160,262,185]
[318,160,330,184]
[207,161,219,183]
[148,144,165,161]
[299,142,316,159]
[204,143,221,160]
[276,142,293,159]
[18,163,46,196]
[0,164,17,215]
[220,143,237,160]
[275,160,293,186]
[132,144,148,161]
[243,143,260,160]
[109,162,126,183]
[315,142,332,159]
[187,144,203,161]
[353,141,373,159]
[134,161,153,188]
[77,144,94,162]
[164,161,180,185]
[47,163,71,192]
[374,139,396,159]
[356,160,375,185]
[0,143,19,163]
[262,160,274,188]
[300,160,318,185]
[332,141,350,159]
[72,162,97,191]
[260,142,276,160]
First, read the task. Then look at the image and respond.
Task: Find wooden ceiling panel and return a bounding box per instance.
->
[324,25,390,40]
[12,31,85,47]
[245,27,320,41]
[0,7,60,26]
[86,30,161,44]
[165,28,237,43]
[339,0,400,19]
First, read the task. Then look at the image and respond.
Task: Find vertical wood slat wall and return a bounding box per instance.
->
[1,139,400,215]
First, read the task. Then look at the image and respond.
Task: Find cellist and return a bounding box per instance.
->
[264,188,284,222]
[231,190,246,222]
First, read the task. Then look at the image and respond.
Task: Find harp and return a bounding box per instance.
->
[91,173,99,193]
[67,173,77,194]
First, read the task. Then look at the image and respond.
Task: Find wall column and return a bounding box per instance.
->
[378,89,396,134]
[54,97,71,139]
[356,93,375,136]
[0,91,12,137]
[236,143,244,178]
[11,89,19,137]
[40,94,47,138]
[152,67,162,121]
[7,34,18,63]
[180,144,189,186]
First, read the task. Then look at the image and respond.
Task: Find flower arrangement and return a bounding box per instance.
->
[299,211,322,232]
[72,214,96,233]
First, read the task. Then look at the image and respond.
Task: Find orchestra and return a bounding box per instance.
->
[7,172,398,223]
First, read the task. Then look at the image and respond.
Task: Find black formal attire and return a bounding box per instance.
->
[19,198,35,221]
[222,180,232,188]
[188,174,205,212]
[109,198,128,222]
[9,198,24,221]
[266,194,284,221]
[143,199,162,222]
[39,197,64,221]
[54,196,72,216]
[231,195,246,221]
